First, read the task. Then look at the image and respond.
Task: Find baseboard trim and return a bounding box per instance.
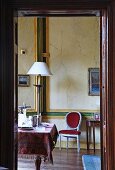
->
[55,141,100,150]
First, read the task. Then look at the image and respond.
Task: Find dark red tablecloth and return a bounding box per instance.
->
[18,123,58,163]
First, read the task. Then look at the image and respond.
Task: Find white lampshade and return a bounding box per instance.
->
[27,62,52,76]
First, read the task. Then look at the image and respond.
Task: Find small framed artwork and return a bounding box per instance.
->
[88,68,100,96]
[94,112,100,120]
[18,74,30,87]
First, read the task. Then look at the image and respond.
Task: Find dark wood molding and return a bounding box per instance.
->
[0,5,15,170]
[0,0,115,170]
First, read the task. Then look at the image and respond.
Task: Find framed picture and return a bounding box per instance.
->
[88,68,100,96]
[18,74,30,87]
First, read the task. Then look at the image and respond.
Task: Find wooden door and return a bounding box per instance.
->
[101,7,115,170]
[1,1,115,170]
[101,9,108,170]
[0,5,18,170]
[13,13,18,170]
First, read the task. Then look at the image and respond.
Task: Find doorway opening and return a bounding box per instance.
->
[17,11,101,169]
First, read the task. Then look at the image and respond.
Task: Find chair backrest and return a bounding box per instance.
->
[66,111,82,130]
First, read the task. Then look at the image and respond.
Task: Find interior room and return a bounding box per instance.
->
[18,16,101,169]
[1,0,115,169]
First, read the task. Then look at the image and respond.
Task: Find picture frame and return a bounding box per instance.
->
[94,112,100,120]
[18,74,30,87]
[88,68,100,96]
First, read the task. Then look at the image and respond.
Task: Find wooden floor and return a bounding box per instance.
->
[18,148,101,170]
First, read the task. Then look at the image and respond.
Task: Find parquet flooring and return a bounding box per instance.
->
[18,148,101,170]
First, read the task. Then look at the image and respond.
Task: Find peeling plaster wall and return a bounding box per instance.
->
[18,17,36,110]
[49,17,100,111]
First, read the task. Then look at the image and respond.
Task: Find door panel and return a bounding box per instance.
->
[14,15,18,170]
[101,8,114,170]
[101,9,108,170]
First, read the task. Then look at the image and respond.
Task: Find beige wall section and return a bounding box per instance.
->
[49,17,100,112]
[18,17,37,111]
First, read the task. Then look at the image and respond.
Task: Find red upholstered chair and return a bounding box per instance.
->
[59,111,82,152]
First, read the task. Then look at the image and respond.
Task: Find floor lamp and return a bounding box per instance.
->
[27,62,52,127]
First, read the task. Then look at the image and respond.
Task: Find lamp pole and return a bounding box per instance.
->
[27,62,52,127]
[34,75,42,126]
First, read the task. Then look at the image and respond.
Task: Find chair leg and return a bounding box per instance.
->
[77,135,80,152]
[66,137,69,150]
[59,134,61,150]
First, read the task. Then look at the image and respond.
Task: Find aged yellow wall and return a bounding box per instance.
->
[49,17,100,112]
[18,17,37,111]
[18,17,100,112]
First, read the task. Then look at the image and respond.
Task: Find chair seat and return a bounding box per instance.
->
[59,129,81,135]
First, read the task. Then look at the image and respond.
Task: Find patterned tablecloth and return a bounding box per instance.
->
[18,123,58,163]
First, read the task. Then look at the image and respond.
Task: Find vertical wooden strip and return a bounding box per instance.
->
[37,18,43,61]
[34,18,38,112]
[34,18,37,61]
[46,17,50,112]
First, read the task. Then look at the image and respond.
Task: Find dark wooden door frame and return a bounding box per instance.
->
[1,1,115,170]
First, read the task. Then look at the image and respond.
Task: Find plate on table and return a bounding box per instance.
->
[19,127,34,131]
[41,122,52,127]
